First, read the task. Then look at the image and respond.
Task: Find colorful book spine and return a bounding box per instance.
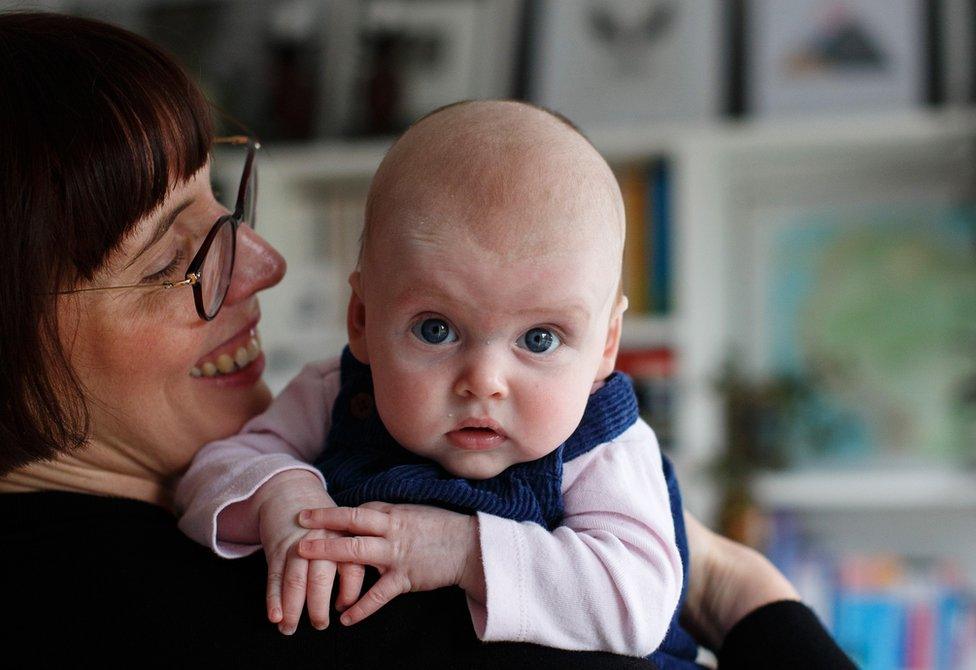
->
[615,346,675,449]
[764,513,976,669]
[618,164,650,313]
[614,159,673,316]
[648,159,671,314]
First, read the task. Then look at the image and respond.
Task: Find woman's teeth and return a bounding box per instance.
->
[190,337,261,378]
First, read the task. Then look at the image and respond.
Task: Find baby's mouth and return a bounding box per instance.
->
[190,329,262,378]
[447,419,507,451]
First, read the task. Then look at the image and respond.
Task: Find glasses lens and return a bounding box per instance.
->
[199,217,235,318]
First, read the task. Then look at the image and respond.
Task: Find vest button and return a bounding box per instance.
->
[350,392,374,419]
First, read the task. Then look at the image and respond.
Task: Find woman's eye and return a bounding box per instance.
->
[142,249,185,284]
[517,327,561,354]
[411,318,457,345]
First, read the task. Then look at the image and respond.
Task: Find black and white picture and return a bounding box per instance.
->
[344,0,521,135]
[526,0,722,129]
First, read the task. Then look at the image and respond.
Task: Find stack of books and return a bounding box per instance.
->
[766,512,976,670]
[617,159,672,316]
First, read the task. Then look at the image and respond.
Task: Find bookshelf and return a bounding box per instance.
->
[655,109,976,670]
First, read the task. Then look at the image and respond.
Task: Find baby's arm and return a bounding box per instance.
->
[176,358,340,554]
[472,420,681,656]
[175,358,349,633]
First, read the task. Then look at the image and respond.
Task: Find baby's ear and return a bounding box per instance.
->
[346,271,369,363]
[595,295,628,380]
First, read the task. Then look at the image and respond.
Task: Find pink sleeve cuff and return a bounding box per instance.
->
[177,458,325,559]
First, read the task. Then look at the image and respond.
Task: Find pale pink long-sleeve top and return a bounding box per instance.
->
[176,356,682,656]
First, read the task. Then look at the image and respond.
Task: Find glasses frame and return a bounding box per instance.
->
[57,135,260,322]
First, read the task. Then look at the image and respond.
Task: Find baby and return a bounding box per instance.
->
[177,100,698,666]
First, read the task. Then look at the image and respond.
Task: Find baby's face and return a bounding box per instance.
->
[349,207,624,480]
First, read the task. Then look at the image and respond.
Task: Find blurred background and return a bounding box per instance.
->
[8,0,976,666]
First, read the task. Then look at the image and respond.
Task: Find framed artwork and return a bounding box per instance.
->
[524,0,722,130]
[716,137,976,466]
[738,0,937,117]
[340,0,522,136]
[941,0,976,105]
[749,202,975,464]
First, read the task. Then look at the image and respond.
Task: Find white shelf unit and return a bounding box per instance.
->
[754,468,976,512]
[248,109,976,530]
[667,112,976,598]
[665,109,976,517]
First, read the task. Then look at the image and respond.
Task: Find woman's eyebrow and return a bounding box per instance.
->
[123,197,193,270]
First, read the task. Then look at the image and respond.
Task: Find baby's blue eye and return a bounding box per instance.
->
[411,318,457,345]
[518,327,560,354]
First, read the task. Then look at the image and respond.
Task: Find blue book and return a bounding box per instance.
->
[647,160,671,314]
[832,593,905,670]
[935,592,968,670]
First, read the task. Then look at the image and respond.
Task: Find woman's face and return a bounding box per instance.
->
[59,163,285,479]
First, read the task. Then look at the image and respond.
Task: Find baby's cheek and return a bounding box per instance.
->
[520,386,585,458]
[374,372,435,443]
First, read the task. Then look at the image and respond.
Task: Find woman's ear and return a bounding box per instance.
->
[346,271,369,363]
[595,295,628,381]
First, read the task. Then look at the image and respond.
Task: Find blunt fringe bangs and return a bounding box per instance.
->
[0,11,214,474]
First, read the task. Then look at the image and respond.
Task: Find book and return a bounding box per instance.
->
[618,164,650,314]
[648,159,671,314]
[765,512,976,670]
[616,346,676,450]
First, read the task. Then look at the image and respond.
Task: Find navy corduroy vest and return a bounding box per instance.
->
[315,347,702,669]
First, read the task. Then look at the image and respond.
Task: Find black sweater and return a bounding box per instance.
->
[0,491,854,669]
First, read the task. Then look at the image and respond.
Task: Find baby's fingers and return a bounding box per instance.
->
[278,553,309,635]
[306,558,337,630]
[339,572,409,626]
[336,562,366,612]
[266,556,286,624]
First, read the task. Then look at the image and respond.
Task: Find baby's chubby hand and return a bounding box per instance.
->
[251,470,361,635]
[296,502,486,626]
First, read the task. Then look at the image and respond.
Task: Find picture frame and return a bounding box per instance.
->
[735,0,938,117]
[717,136,976,466]
[337,0,523,136]
[523,0,722,130]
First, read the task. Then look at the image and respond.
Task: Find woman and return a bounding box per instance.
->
[0,11,852,668]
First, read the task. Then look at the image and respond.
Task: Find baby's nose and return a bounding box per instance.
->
[453,347,508,400]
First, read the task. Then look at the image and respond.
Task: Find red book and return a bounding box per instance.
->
[615,347,674,379]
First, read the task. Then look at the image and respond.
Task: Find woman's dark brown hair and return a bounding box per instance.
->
[0,12,213,474]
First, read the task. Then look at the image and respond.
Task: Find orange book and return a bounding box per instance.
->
[617,165,649,313]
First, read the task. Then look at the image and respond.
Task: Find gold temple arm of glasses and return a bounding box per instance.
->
[215,135,261,149]
[58,273,199,294]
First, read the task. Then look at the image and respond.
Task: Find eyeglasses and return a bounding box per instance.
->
[58,135,259,322]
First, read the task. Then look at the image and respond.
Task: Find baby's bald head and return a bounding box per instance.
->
[363,100,623,269]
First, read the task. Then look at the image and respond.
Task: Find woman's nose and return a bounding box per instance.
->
[452,347,509,400]
[222,225,286,305]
